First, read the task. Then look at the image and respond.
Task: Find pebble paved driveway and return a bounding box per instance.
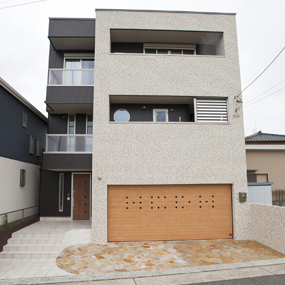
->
[56,240,285,274]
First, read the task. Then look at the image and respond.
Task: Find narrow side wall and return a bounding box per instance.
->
[250,203,285,255]
[0,157,40,215]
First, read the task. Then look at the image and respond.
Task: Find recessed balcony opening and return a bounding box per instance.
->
[110,95,195,123]
[110,95,228,123]
[110,29,224,56]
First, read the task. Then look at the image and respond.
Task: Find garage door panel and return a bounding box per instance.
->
[108,184,232,241]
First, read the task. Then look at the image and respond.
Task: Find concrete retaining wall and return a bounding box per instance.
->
[249,203,285,255]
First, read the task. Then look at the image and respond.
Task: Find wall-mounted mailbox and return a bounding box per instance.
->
[239,192,247,203]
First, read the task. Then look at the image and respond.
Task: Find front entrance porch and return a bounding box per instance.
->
[40,171,92,221]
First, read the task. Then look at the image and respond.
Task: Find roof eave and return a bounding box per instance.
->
[0,78,48,123]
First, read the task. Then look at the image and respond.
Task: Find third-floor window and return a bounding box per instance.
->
[48,54,94,85]
[62,58,94,85]
[65,59,94,69]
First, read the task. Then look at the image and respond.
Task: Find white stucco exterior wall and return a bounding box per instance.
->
[0,156,40,222]
[92,10,250,243]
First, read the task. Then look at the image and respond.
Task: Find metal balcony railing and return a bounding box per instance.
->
[46,135,93,152]
[48,69,94,85]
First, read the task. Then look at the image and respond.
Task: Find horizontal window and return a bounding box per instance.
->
[144,48,195,55]
[65,59,94,69]
[110,29,223,56]
[144,43,196,55]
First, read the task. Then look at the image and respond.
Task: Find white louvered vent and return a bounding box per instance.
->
[195,99,228,123]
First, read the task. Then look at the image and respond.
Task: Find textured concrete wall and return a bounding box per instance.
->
[92,10,249,243]
[250,204,285,255]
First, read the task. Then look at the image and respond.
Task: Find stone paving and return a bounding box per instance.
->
[56,239,285,275]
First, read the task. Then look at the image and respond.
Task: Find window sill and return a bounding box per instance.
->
[109,121,229,125]
[44,152,92,154]
[47,84,94,87]
[110,53,225,58]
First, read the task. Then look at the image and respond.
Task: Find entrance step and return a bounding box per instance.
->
[0,220,91,259]
[12,232,65,239]
[3,244,61,252]
[8,238,63,245]
[0,251,59,259]
[0,234,64,259]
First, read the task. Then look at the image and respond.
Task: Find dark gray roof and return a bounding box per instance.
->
[0,78,47,123]
[49,18,95,38]
[245,131,285,142]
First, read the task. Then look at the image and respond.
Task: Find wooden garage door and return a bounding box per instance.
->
[108,184,232,241]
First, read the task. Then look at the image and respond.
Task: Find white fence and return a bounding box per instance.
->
[248,183,273,205]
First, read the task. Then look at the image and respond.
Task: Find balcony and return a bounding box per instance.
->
[48,69,94,85]
[46,69,94,114]
[46,135,92,153]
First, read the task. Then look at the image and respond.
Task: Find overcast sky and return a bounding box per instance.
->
[0,0,284,136]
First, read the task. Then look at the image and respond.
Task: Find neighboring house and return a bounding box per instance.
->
[245,131,285,203]
[0,78,47,222]
[41,9,249,243]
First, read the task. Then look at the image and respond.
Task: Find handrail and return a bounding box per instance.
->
[0,205,39,224]
[48,69,94,85]
[49,68,94,71]
[46,134,90,137]
[45,134,93,152]
[0,205,39,216]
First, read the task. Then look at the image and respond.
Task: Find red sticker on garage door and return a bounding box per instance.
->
[229,233,232,237]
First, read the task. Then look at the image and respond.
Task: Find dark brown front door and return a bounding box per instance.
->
[73,174,90,220]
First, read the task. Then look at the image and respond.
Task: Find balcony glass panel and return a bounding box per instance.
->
[49,69,94,85]
[46,135,92,152]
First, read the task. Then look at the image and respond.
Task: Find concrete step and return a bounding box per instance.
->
[3,244,61,252]
[8,238,63,245]
[0,251,59,259]
[2,232,65,259]
[12,232,64,239]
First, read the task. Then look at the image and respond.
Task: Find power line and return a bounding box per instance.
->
[244,78,285,105]
[244,86,285,108]
[0,0,18,4]
[237,46,285,98]
[0,0,49,9]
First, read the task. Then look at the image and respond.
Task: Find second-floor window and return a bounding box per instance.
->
[153,109,168,122]
[22,111,28,128]
[68,115,75,134]
[87,115,93,134]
